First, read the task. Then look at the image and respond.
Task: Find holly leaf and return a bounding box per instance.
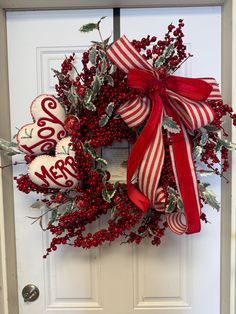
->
[0,138,22,155]
[103,35,111,47]
[83,88,93,104]
[105,102,114,117]
[109,65,117,75]
[92,75,102,94]
[99,50,107,59]
[83,142,97,159]
[108,189,116,199]
[215,138,233,153]
[101,58,108,73]
[154,56,165,68]
[84,102,96,111]
[30,200,45,209]
[167,186,178,196]
[89,47,97,65]
[164,43,174,58]
[163,116,180,133]
[105,75,114,86]
[193,146,203,159]
[114,181,119,189]
[99,114,109,127]
[79,22,98,33]
[165,200,176,213]
[200,132,209,146]
[91,41,104,48]
[97,16,107,27]
[177,198,184,210]
[96,168,106,177]
[49,209,58,224]
[204,124,219,132]
[203,189,220,211]
[96,157,108,166]
[102,189,111,202]
[121,160,127,168]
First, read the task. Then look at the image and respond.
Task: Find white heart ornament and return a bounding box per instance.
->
[28,137,78,189]
[16,94,67,155]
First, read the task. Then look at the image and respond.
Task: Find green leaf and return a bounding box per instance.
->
[203,189,220,211]
[30,200,45,209]
[167,186,178,196]
[89,47,97,65]
[105,102,114,117]
[92,75,102,94]
[165,200,176,213]
[102,189,111,202]
[109,65,117,75]
[9,141,18,147]
[198,182,210,193]
[215,138,233,153]
[99,114,109,127]
[97,16,107,27]
[49,208,58,224]
[188,130,195,137]
[103,35,111,46]
[96,168,106,176]
[163,115,180,133]
[83,88,96,111]
[204,124,219,132]
[0,138,22,155]
[84,102,96,111]
[200,132,209,146]
[91,41,104,48]
[96,157,108,166]
[4,151,20,156]
[177,198,184,210]
[101,58,108,73]
[154,56,165,68]
[83,142,97,159]
[83,88,93,104]
[105,75,114,86]
[114,181,119,189]
[164,44,174,58]
[193,146,203,159]
[99,50,107,59]
[121,160,127,168]
[108,189,116,199]
[79,22,98,33]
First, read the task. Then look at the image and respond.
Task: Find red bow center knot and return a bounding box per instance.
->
[107,35,222,235]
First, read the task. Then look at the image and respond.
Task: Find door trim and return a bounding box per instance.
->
[0,2,234,314]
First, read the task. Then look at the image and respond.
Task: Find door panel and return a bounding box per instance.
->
[7,7,221,314]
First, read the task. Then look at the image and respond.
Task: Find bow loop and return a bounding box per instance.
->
[166,75,213,101]
[127,69,158,91]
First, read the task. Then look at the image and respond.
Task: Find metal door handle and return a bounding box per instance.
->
[22,284,40,302]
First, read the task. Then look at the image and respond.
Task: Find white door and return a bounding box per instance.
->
[6,7,221,314]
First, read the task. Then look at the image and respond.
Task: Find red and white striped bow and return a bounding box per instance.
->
[107,35,221,234]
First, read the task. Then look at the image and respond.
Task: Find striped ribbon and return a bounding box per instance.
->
[107,35,221,234]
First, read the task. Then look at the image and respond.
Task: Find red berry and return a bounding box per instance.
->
[24,155,35,163]
[64,115,80,134]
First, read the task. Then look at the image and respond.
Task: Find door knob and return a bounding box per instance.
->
[22,284,40,302]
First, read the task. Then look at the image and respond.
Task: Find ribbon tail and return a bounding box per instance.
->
[164,103,201,234]
[127,93,164,212]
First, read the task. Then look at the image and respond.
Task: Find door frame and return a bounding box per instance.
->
[0,1,234,314]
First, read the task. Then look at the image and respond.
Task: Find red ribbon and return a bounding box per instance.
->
[107,35,221,234]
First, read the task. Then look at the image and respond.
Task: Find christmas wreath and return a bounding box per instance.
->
[1,17,235,258]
